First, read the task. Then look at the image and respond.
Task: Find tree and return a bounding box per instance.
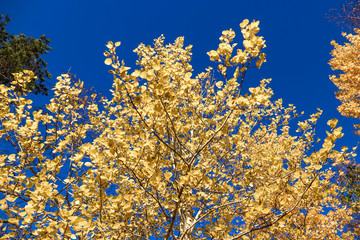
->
[329,26,360,237]
[0,15,52,95]
[330,28,360,135]
[328,0,360,29]
[0,20,357,239]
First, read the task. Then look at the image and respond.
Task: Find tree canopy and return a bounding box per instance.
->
[329,24,360,235]
[330,28,360,135]
[0,15,52,95]
[0,20,357,239]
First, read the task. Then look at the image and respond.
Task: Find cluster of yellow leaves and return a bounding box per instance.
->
[207,19,266,81]
[0,20,356,239]
[330,28,360,134]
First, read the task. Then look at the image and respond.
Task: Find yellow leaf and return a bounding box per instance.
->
[106,41,113,49]
[123,201,132,211]
[215,81,223,88]
[240,19,249,28]
[327,118,338,129]
[154,64,161,71]
[8,154,16,162]
[8,218,19,225]
[105,58,112,65]
[84,162,92,167]
[115,41,121,47]
[18,211,27,217]
[113,223,121,229]
[6,195,17,202]
[243,40,252,49]
[293,171,300,179]
[313,164,322,170]
[164,172,173,181]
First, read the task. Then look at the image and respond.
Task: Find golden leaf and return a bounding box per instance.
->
[105,58,112,65]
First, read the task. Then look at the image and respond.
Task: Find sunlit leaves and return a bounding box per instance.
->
[330,28,360,135]
[0,20,356,240]
[328,118,339,129]
[104,58,112,65]
[329,29,360,234]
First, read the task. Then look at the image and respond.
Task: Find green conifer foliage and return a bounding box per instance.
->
[0,15,52,95]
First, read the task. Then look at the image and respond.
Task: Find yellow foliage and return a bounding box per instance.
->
[0,20,356,239]
[330,28,360,135]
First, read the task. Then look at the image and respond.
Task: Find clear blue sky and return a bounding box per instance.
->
[2,0,359,148]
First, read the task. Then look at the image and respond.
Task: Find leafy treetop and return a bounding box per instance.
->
[0,19,357,239]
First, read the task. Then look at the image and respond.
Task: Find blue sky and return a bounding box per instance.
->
[2,0,359,148]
